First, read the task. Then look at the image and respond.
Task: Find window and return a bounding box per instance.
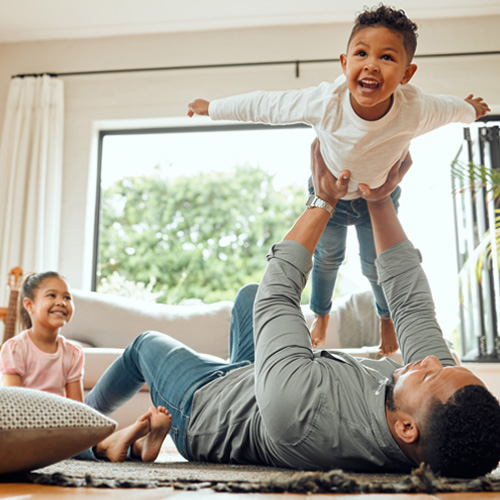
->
[93,124,315,304]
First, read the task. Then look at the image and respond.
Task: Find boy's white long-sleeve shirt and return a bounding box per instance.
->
[208,75,476,199]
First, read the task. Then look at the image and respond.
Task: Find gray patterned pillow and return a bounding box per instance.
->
[0,387,116,474]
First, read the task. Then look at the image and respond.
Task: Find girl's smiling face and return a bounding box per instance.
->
[340,26,417,121]
[24,277,74,333]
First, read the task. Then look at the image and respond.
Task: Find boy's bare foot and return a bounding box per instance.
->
[94,413,150,462]
[311,314,330,348]
[379,318,398,356]
[132,406,172,462]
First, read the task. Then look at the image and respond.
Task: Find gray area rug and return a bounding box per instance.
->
[2,452,500,494]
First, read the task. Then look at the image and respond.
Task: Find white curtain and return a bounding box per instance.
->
[0,75,64,306]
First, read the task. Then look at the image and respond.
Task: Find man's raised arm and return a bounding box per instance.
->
[360,161,456,367]
[252,140,350,442]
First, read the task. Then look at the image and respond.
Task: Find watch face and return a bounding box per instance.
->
[313,197,325,208]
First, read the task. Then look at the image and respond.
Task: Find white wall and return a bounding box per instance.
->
[0,15,498,291]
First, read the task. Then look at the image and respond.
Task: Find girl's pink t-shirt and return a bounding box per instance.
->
[0,330,84,397]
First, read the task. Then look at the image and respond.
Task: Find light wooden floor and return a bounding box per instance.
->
[1,484,500,499]
[2,439,499,499]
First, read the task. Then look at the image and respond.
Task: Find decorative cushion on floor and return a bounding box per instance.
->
[0,387,116,474]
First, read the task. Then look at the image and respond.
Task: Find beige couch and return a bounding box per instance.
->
[64,288,397,428]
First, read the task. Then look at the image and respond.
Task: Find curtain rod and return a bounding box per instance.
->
[12,50,500,79]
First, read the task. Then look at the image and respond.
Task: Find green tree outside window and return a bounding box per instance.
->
[97,164,306,304]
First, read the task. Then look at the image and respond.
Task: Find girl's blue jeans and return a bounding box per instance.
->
[81,283,258,461]
[308,179,401,318]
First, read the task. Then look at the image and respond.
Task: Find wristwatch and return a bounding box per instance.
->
[306,194,334,216]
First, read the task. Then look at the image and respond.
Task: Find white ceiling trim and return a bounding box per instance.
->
[0,0,499,43]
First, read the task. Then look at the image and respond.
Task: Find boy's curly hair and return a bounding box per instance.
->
[348,4,418,61]
[422,385,500,478]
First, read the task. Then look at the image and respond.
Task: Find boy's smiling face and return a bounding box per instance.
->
[340,26,417,121]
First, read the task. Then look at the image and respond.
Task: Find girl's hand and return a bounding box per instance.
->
[187,98,210,117]
[358,152,413,203]
[464,94,491,119]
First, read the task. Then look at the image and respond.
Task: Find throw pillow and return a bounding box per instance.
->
[0,387,116,474]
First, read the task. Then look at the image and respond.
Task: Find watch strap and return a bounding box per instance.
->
[306,194,334,216]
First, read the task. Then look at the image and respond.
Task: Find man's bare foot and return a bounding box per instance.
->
[311,314,330,348]
[94,413,150,462]
[132,406,172,462]
[379,318,398,356]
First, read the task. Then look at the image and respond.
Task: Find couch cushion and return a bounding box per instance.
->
[64,290,233,358]
[82,347,150,389]
[0,387,116,474]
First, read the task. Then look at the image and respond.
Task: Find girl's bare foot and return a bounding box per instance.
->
[311,314,330,348]
[132,406,172,462]
[94,413,150,462]
[379,318,398,356]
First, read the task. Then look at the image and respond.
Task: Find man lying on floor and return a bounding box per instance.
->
[81,141,500,477]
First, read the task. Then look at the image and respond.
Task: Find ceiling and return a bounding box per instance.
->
[0,0,499,43]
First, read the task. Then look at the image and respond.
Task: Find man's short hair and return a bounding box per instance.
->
[347,4,418,62]
[422,385,500,478]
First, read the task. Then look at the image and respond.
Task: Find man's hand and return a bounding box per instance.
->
[311,138,350,205]
[358,152,413,203]
[464,94,490,120]
[187,98,210,117]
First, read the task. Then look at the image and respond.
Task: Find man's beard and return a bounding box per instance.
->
[385,373,397,411]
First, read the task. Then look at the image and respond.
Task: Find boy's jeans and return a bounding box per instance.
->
[83,283,258,461]
[309,182,401,318]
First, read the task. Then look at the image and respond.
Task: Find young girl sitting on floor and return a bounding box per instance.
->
[0,271,171,462]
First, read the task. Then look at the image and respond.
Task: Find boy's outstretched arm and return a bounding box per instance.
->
[187,98,210,117]
[465,94,490,119]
